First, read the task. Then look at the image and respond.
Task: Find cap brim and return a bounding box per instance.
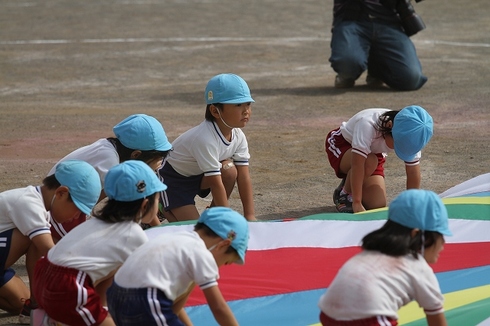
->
[220,96,255,104]
[236,253,245,265]
[156,143,173,151]
[72,198,92,216]
[439,228,453,236]
[394,144,416,162]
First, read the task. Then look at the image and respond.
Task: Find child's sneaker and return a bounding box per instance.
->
[335,192,354,213]
[19,298,37,325]
[332,178,346,205]
[31,308,67,326]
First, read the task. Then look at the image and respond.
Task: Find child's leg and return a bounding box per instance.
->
[342,153,378,194]
[164,205,200,222]
[0,229,31,313]
[361,154,387,209]
[362,175,387,209]
[219,160,237,199]
[0,273,29,314]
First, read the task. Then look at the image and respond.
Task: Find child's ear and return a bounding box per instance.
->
[410,228,420,238]
[211,105,221,118]
[218,238,232,250]
[130,150,142,159]
[386,120,393,129]
[55,186,70,199]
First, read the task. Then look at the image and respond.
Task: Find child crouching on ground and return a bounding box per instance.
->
[33,160,167,326]
[107,206,249,326]
[0,160,101,324]
[318,189,451,326]
[158,73,256,222]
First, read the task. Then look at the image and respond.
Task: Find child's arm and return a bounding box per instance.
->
[208,175,229,207]
[202,285,239,326]
[236,165,256,221]
[176,309,193,326]
[93,269,117,306]
[31,233,55,257]
[172,283,195,326]
[350,153,367,213]
[426,312,448,326]
[405,164,421,189]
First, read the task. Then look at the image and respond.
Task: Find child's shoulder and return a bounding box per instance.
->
[1,185,41,204]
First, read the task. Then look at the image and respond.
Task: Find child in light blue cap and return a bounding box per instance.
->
[318,189,450,326]
[107,207,249,326]
[47,113,172,241]
[158,73,257,222]
[33,160,167,326]
[0,160,101,322]
[325,105,433,213]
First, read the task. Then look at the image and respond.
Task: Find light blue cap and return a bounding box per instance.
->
[392,105,433,162]
[205,73,255,105]
[113,114,172,151]
[104,160,167,202]
[54,160,102,216]
[389,189,452,236]
[198,207,249,264]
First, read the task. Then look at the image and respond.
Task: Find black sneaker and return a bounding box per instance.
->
[19,298,37,325]
[332,177,346,205]
[336,192,354,213]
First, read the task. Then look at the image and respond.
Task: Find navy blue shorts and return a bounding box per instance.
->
[107,282,184,326]
[158,162,211,211]
[0,229,16,287]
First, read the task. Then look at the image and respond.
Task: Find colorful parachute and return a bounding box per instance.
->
[146,174,490,326]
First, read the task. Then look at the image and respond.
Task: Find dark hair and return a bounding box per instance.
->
[362,219,441,259]
[42,174,74,203]
[92,192,158,223]
[194,222,237,255]
[108,137,170,164]
[374,110,399,138]
[205,103,223,121]
[42,174,61,189]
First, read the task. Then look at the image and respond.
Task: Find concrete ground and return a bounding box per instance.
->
[0,0,489,324]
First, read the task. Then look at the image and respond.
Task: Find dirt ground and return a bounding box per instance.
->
[0,0,489,324]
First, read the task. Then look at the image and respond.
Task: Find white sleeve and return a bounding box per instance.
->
[7,188,51,239]
[350,120,377,158]
[231,130,250,166]
[412,263,445,315]
[186,246,219,290]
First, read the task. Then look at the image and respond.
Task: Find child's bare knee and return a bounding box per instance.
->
[220,160,237,180]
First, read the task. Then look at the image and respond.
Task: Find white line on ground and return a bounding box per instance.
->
[1,37,490,48]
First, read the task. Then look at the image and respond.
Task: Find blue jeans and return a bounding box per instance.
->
[107,282,184,326]
[329,19,427,90]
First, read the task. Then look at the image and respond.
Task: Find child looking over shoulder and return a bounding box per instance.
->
[318,189,451,326]
[48,113,172,240]
[325,105,433,213]
[158,73,256,222]
[107,206,249,326]
[33,160,167,326]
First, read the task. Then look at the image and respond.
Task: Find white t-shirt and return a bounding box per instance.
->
[48,138,119,188]
[340,108,421,165]
[318,250,444,320]
[166,120,250,177]
[48,218,148,284]
[114,231,219,301]
[0,186,51,238]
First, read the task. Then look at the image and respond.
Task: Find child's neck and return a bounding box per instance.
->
[40,186,55,211]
